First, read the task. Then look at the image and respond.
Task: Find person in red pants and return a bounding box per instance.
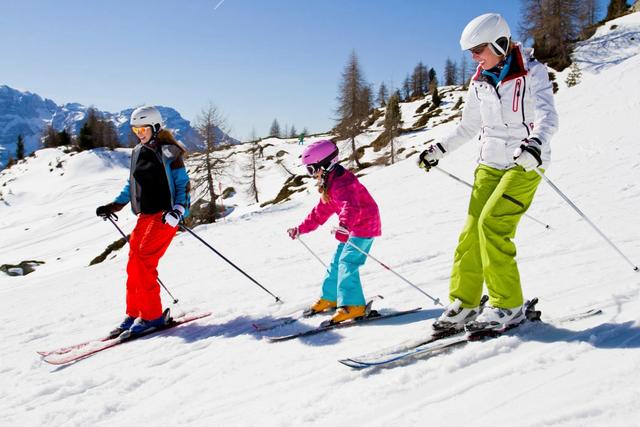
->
[96,105,190,338]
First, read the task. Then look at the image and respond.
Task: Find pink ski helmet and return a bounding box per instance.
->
[301,140,339,175]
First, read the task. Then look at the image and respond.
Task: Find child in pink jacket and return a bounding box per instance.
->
[287,140,381,324]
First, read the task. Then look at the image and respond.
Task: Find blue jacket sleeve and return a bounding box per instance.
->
[171,167,190,209]
[114,180,131,205]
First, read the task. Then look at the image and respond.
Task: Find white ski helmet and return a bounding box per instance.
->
[460,13,511,56]
[130,106,163,133]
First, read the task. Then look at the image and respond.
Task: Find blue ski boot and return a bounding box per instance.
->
[120,308,171,339]
[108,316,136,339]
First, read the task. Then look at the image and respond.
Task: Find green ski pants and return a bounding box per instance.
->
[449,164,542,309]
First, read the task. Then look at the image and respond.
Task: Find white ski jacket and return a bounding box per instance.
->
[439,43,558,170]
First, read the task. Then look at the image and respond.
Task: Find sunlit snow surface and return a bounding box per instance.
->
[1,13,639,427]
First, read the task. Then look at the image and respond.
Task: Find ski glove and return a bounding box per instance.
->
[162,205,185,228]
[287,227,299,240]
[418,143,446,172]
[513,138,542,171]
[96,202,125,219]
[331,224,350,243]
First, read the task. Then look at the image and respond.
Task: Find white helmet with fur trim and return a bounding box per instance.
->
[460,13,511,56]
[130,106,163,134]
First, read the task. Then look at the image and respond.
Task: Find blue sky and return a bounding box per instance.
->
[0,1,606,140]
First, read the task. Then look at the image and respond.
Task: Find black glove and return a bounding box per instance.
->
[96,202,124,219]
[418,143,446,172]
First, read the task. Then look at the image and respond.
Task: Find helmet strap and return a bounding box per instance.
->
[490,37,510,57]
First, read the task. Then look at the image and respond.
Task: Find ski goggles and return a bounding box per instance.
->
[131,125,150,135]
[469,43,489,55]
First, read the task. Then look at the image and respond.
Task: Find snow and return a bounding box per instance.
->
[1,14,640,427]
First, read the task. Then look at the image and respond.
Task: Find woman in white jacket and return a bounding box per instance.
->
[419,13,558,333]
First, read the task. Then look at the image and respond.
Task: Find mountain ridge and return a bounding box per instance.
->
[0,85,237,169]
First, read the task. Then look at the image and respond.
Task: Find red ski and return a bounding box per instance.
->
[40,311,212,365]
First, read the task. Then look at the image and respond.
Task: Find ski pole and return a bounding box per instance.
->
[104,215,180,304]
[297,237,329,270]
[534,168,638,272]
[342,239,443,306]
[179,224,283,303]
[434,166,551,229]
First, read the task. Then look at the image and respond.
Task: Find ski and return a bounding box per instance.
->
[336,295,490,363]
[268,307,422,342]
[40,311,212,365]
[339,299,541,368]
[339,299,602,369]
[252,295,384,332]
[37,335,113,357]
[37,310,207,357]
[339,332,469,369]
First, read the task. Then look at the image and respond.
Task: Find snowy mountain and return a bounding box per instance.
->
[1,12,640,427]
[0,86,58,170]
[0,85,238,169]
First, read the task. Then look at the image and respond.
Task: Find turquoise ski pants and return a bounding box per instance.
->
[449,165,542,309]
[321,237,374,306]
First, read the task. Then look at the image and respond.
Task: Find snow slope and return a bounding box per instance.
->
[1,15,640,427]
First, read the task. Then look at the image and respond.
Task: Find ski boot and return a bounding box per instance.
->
[120,308,171,339]
[465,304,524,333]
[303,298,337,317]
[329,305,367,324]
[108,316,136,339]
[432,296,487,334]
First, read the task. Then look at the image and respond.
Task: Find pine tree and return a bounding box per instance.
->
[428,68,437,85]
[605,0,629,21]
[58,129,72,146]
[444,58,458,86]
[520,0,585,71]
[411,62,429,98]
[361,84,373,114]
[16,135,25,160]
[77,118,95,151]
[383,92,402,164]
[335,50,371,168]
[194,104,228,223]
[429,79,441,108]
[459,55,470,88]
[402,75,412,101]
[289,125,297,139]
[565,61,582,87]
[269,119,281,138]
[377,82,388,107]
[42,125,61,148]
[100,120,120,149]
[578,0,600,39]
[77,108,119,151]
[421,64,431,95]
[245,130,260,203]
[580,0,600,26]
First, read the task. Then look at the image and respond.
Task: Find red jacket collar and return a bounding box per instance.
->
[472,44,528,83]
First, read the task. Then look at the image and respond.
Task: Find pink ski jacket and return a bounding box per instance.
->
[298,166,381,238]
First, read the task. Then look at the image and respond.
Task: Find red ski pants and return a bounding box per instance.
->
[125,212,177,320]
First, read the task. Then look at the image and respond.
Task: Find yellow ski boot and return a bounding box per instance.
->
[330,305,367,323]
[303,298,337,317]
